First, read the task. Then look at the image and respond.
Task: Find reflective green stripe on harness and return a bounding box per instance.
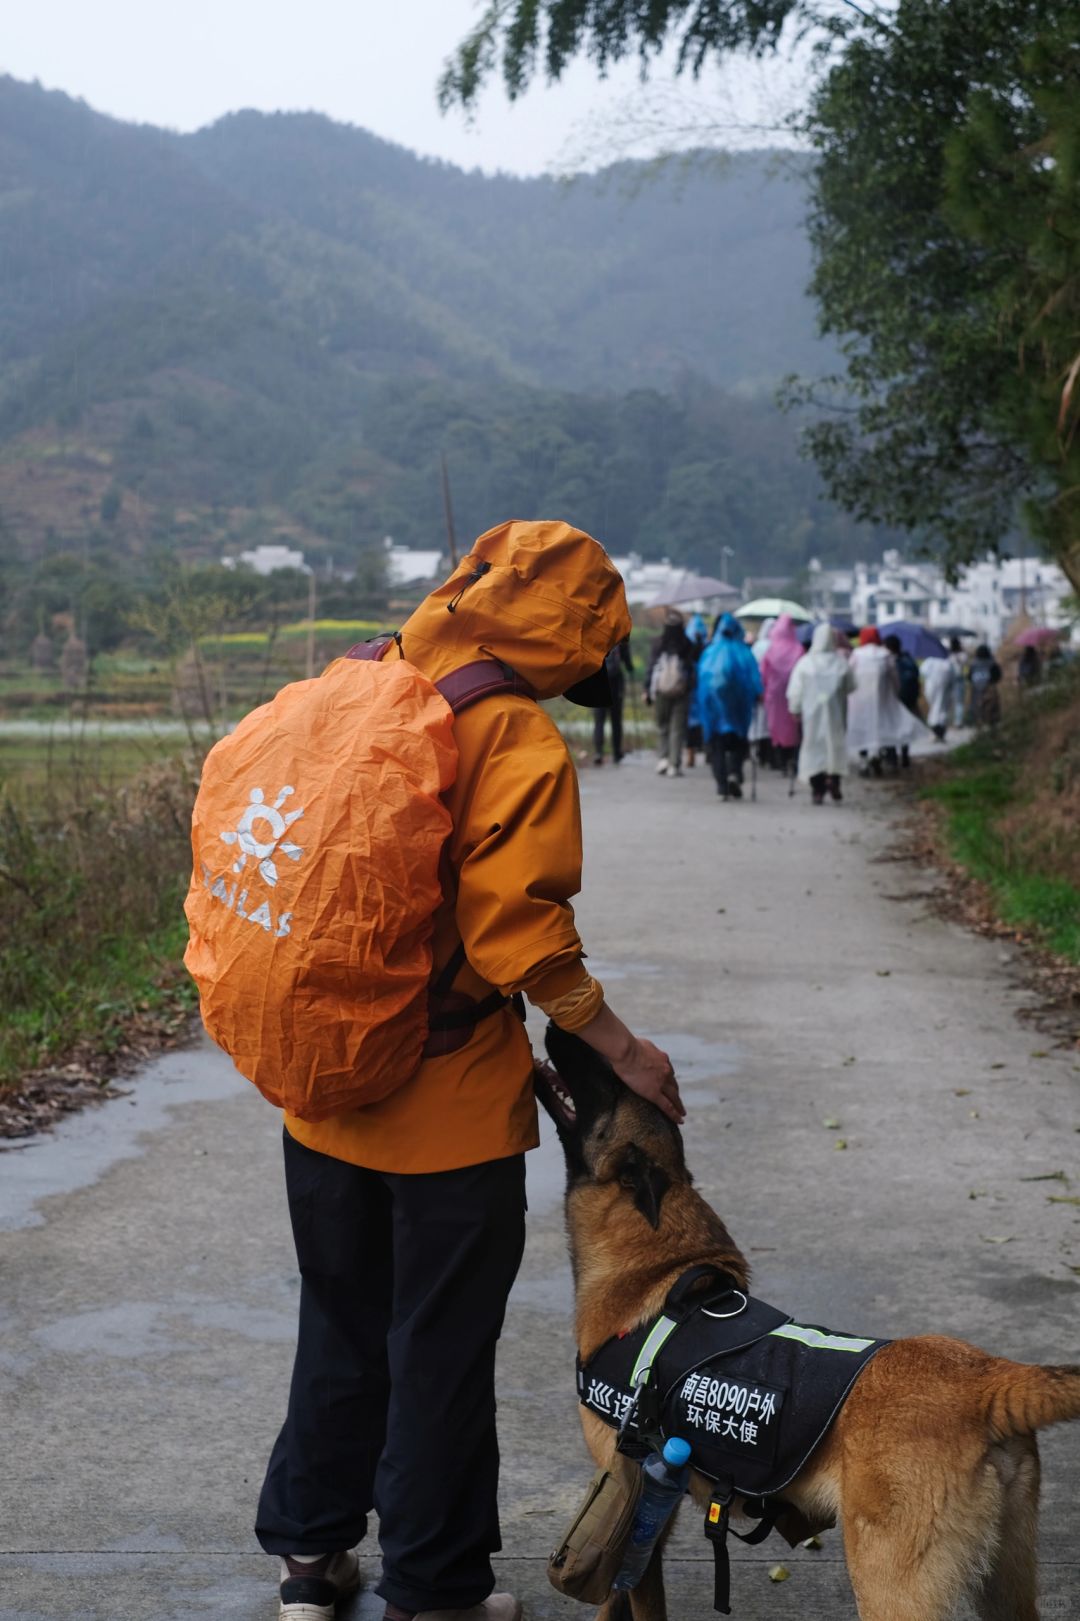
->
[768,1323,875,1354]
[629,1314,679,1386]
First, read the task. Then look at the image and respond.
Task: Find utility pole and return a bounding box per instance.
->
[305,568,316,681]
[441,453,459,569]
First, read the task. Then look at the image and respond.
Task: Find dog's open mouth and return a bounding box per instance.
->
[533,1061,577,1127]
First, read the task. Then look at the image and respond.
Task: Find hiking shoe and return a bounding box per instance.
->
[408,1596,522,1621]
[279,1550,360,1618]
[655,759,669,775]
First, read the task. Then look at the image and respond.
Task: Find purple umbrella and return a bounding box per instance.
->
[877,620,948,660]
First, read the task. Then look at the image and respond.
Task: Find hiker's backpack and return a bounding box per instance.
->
[183,639,531,1121]
[969,659,993,692]
[896,651,920,709]
[652,651,688,699]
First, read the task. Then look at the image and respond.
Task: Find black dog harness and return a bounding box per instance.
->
[578,1266,889,1612]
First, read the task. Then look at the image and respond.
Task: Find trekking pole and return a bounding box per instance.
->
[750,747,757,802]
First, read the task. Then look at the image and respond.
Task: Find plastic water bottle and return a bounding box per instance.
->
[612,1437,692,1591]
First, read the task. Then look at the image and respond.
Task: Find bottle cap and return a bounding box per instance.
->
[663,1437,691,1467]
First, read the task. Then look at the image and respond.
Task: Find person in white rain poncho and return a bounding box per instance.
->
[785,624,856,804]
[748,616,776,760]
[920,653,957,742]
[847,628,927,775]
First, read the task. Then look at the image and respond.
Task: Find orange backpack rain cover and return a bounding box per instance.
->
[183,656,458,1120]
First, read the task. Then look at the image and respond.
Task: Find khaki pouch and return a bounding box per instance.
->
[547,1464,644,1605]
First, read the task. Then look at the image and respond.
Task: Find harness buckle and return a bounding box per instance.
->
[615,1377,664,1458]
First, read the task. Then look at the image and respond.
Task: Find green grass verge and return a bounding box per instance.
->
[922,737,1080,963]
[0,913,198,1088]
[0,758,201,1091]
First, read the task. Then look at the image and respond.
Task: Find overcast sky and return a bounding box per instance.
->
[4,0,807,174]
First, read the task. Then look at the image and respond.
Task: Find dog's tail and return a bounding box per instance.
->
[983,1359,1080,1440]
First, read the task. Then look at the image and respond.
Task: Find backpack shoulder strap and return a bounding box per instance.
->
[344,638,537,716]
[436,659,537,715]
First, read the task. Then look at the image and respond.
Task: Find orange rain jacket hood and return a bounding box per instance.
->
[399,519,631,701]
[286,520,631,1174]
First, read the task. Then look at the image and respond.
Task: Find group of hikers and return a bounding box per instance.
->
[592,607,1010,802]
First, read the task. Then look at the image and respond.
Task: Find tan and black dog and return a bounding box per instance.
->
[535,1025,1080,1621]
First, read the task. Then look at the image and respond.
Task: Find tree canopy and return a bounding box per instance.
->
[795,0,1080,588]
[438,1,866,109]
[446,2,1080,589]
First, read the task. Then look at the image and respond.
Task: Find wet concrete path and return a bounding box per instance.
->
[2,756,1078,1619]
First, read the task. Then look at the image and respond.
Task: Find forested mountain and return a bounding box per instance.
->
[0,74,884,608]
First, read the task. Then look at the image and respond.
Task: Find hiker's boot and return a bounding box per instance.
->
[655,758,669,775]
[828,775,843,803]
[279,1550,360,1619]
[386,1597,522,1621]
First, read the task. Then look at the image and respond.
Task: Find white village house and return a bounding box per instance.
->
[807,550,1076,646]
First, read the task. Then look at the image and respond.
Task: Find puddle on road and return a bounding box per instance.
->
[0,1041,243,1233]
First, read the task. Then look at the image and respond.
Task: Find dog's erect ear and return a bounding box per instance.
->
[618,1143,671,1230]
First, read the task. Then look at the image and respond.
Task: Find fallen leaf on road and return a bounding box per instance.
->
[981,1235,1015,1244]
[1047,1196,1080,1206]
[768,1565,791,1584]
[991,1063,1007,1070]
[822,1117,842,1130]
[876,969,892,977]
[968,1190,987,1200]
[1019,1172,1067,1182]
[834,1139,848,1150]
[801,1536,823,1551]
[969,1110,981,1119]
[954,1088,971,1096]
[842,1056,857,1066]
[1030,1051,1050,1058]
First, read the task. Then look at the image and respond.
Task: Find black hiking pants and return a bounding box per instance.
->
[708,732,747,796]
[256,1129,527,1612]
[592,683,625,762]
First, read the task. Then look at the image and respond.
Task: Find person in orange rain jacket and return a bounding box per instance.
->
[257,520,684,1621]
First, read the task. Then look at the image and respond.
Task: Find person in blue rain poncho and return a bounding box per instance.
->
[697,613,763,799]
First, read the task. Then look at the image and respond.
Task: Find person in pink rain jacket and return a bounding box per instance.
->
[760,613,805,774]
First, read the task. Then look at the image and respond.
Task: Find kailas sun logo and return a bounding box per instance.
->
[220,786,304,887]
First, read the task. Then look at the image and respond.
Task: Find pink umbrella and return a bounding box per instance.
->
[1013,626,1060,648]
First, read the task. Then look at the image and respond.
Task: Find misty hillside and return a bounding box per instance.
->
[0,75,879,592]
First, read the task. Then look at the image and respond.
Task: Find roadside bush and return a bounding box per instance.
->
[0,757,199,1085]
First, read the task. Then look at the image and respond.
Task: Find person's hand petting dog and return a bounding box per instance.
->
[574,1004,684,1124]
